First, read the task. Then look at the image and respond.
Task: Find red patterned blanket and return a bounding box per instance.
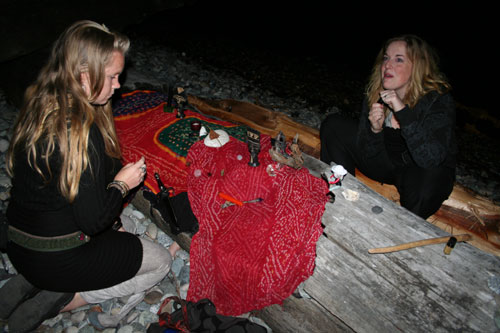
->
[113,90,328,315]
[186,136,328,315]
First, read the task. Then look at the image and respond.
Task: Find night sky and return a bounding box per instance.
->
[161,1,495,115]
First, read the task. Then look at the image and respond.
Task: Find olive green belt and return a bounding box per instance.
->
[8,225,89,252]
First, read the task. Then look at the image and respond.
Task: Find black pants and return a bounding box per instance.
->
[320,114,455,219]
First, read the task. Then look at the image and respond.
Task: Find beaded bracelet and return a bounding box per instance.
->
[107,181,129,198]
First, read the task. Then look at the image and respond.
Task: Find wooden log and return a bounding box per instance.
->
[303,154,500,333]
[188,95,321,157]
[188,95,500,257]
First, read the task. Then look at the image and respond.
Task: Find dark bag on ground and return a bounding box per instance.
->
[143,189,199,235]
[147,296,267,333]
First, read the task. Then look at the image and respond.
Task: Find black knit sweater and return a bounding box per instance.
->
[6,124,143,292]
[357,91,457,170]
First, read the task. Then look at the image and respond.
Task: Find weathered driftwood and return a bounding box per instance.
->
[188,95,500,257]
[302,154,500,333]
[188,95,321,157]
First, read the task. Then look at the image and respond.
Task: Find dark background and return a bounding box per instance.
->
[128,0,495,116]
[0,0,496,119]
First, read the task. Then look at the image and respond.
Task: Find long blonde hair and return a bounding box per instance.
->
[6,20,129,202]
[366,34,451,108]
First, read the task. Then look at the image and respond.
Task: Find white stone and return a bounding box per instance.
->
[65,326,79,333]
[0,139,9,153]
[70,310,86,324]
[131,209,145,220]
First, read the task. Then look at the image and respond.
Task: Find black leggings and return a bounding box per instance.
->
[320,114,455,219]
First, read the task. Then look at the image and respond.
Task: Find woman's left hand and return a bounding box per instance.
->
[380,90,405,112]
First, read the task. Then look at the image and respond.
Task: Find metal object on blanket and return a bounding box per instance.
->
[161,85,187,118]
[368,234,472,254]
[269,132,304,170]
[221,197,263,209]
[246,128,261,167]
[154,172,182,234]
[174,87,187,119]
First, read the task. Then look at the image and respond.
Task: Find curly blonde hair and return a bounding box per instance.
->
[7,20,129,202]
[366,34,451,108]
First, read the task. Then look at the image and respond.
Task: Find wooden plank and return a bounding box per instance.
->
[303,155,500,332]
[255,296,354,333]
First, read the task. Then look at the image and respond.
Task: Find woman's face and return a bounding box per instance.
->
[82,50,124,105]
[381,41,412,98]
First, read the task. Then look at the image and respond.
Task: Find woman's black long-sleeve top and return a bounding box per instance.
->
[357,91,457,170]
[6,124,143,292]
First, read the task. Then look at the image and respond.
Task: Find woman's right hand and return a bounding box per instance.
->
[368,103,385,133]
[114,156,146,190]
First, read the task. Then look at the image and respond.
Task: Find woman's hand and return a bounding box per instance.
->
[369,103,385,133]
[114,156,147,190]
[380,90,405,112]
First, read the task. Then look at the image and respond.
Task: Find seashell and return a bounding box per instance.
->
[342,189,359,201]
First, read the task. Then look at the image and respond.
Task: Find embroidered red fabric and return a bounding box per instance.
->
[186,135,328,315]
[113,90,246,194]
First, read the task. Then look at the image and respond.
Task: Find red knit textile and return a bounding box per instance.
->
[186,135,328,315]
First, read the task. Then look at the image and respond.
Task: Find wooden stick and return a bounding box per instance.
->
[368,234,473,254]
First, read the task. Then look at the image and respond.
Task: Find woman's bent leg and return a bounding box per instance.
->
[320,114,395,184]
[81,237,172,328]
[320,114,359,175]
[397,166,455,219]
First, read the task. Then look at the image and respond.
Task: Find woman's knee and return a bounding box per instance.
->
[138,238,172,277]
[399,167,455,219]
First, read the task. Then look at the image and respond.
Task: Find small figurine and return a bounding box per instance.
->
[162,85,187,118]
[247,128,261,167]
[321,164,347,203]
[326,164,347,191]
[268,132,304,169]
[173,87,187,119]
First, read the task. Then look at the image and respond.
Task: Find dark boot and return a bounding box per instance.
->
[8,290,74,333]
[0,274,40,320]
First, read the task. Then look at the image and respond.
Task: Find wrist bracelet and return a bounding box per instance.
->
[114,180,130,194]
[107,181,129,198]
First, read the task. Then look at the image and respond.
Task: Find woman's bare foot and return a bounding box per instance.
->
[60,293,88,312]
